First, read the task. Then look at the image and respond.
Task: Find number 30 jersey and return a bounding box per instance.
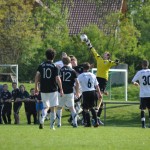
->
[59,66,77,94]
[132,69,150,97]
[78,72,99,92]
[37,61,59,93]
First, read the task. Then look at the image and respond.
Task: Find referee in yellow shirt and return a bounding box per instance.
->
[80,34,119,125]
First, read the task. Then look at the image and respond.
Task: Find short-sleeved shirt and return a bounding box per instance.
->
[78,72,99,92]
[59,66,77,94]
[12,88,20,101]
[1,91,12,102]
[91,48,117,80]
[132,69,150,97]
[37,61,59,93]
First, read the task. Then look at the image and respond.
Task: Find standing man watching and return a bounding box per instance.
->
[35,48,63,130]
[80,34,119,125]
[132,60,150,128]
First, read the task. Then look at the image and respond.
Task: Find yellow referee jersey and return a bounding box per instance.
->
[91,48,117,80]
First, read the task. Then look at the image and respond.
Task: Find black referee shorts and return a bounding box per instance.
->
[140,97,150,110]
[96,77,107,92]
[82,90,96,109]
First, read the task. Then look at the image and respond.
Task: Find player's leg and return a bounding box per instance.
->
[56,94,65,127]
[57,107,63,127]
[6,103,12,124]
[2,105,7,124]
[14,103,22,124]
[66,93,77,127]
[49,92,59,130]
[33,111,37,124]
[82,92,91,127]
[0,104,4,124]
[96,78,106,125]
[39,93,50,129]
[140,98,146,128]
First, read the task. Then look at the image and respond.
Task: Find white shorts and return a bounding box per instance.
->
[41,92,58,108]
[58,93,74,108]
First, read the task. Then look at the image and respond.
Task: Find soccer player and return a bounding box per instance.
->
[0,85,4,124]
[12,82,20,124]
[16,85,30,124]
[81,34,119,125]
[57,56,79,127]
[35,48,63,130]
[1,84,12,124]
[132,60,150,128]
[26,88,37,125]
[78,62,102,127]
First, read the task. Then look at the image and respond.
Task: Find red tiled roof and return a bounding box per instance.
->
[63,0,124,35]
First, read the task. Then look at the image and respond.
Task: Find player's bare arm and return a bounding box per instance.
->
[56,76,64,97]
[35,71,40,94]
[74,78,80,98]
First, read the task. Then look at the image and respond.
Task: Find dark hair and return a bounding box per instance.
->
[45,48,56,60]
[30,88,35,92]
[3,84,8,87]
[82,62,90,70]
[12,82,17,85]
[142,60,149,68]
[62,56,71,65]
[19,84,25,90]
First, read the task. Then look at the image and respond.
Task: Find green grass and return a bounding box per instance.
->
[0,82,150,150]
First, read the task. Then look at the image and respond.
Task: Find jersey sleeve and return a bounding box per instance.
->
[91,48,103,61]
[109,61,117,67]
[54,66,59,77]
[132,72,140,82]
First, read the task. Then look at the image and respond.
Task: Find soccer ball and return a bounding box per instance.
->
[80,34,88,42]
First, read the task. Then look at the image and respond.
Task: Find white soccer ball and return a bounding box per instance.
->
[80,34,88,42]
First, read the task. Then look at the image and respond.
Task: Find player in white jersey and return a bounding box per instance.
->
[132,60,150,128]
[78,62,102,127]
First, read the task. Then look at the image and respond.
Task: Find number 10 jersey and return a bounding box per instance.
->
[37,61,59,93]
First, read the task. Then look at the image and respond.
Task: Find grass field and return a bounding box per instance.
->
[0,82,150,150]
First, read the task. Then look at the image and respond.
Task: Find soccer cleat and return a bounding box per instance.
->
[39,124,44,129]
[57,124,61,128]
[72,124,78,128]
[50,126,56,130]
[97,118,104,126]
[142,125,146,128]
[84,124,91,127]
[93,123,99,128]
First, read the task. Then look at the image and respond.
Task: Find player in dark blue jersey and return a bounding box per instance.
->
[16,85,30,124]
[12,82,20,124]
[35,48,63,130]
[1,84,12,124]
[25,88,37,125]
[57,56,79,127]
